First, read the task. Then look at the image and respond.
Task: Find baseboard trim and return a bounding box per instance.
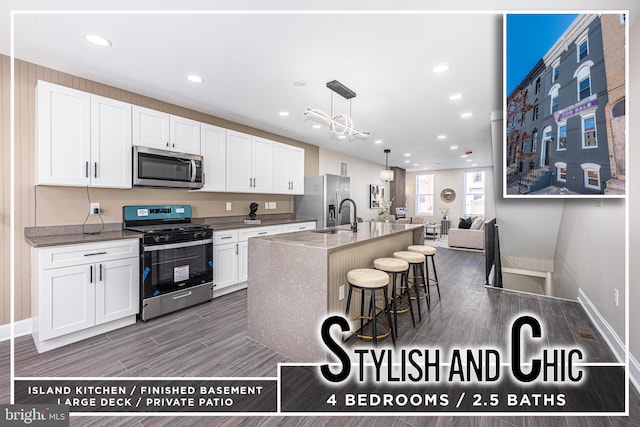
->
[577,288,640,395]
[0,318,32,342]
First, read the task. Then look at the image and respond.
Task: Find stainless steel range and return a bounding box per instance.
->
[123,205,213,321]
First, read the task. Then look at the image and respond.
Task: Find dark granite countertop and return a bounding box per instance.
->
[24,216,317,247]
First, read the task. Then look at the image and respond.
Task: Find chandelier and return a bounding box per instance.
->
[380,149,394,182]
[305,80,369,140]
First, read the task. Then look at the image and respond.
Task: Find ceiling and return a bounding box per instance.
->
[4,2,637,172]
[5,9,502,172]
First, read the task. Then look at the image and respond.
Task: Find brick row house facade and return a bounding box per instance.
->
[506,14,626,195]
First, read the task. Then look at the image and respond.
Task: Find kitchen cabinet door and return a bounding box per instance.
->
[273,143,305,194]
[226,131,253,192]
[251,136,274,193]
[90,95,132,188]
[170,115,201,155]
[199,124,226,192]
[39,264,95,340]
[237,241,249,283]
[95,258,139,325]
[213,242,239,291]
[36,81,91,186]
[132,105,171,150]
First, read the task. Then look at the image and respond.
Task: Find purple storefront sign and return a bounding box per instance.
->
[554,95,598,122]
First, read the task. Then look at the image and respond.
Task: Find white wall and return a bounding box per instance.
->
[629,15,640,375]
[318,147,388,221]
[405,167,496,223]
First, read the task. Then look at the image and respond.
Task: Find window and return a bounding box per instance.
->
[581,163,601,190]
[582,114,597,148]
[552,59,560,82]
[415,174,434,215]
[535,77,541,94]
[557,122,567,150]
[464,171,485,217]
[532,130,538,152]
[532,104,539,121]
[555,162,567,182]
[521,112,526,127]
[575,63,593,101]
[576,32,589,62]
[549,84,560,114]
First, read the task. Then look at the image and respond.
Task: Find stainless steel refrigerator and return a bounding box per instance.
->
[295,174,351,228]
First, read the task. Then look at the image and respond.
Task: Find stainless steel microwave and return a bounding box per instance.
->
[133,146,203,189]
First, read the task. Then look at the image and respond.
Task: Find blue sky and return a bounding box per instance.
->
[506,14,578,95]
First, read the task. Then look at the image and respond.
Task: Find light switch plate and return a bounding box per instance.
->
[226,202,232,211]
[269,202,276,209]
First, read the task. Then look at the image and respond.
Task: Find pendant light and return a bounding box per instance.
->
[380,149,394,182]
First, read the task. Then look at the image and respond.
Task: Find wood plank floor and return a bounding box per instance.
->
[2,247,638,426]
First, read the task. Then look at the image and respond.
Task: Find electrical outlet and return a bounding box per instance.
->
[90,202,100,215]
[269,202,277,209]
[339,285,345,300]
[226,202,232,211]
[614,288,619,307]
[265,202,269,210]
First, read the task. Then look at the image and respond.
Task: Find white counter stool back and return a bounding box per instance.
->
[408,245,441,302]
[373,257,414,338]
[393,251,428,318]
[345,268,395,346]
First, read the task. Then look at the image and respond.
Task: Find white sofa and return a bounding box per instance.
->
[447,217,489,250]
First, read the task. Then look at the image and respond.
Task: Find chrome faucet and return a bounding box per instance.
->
[338,198,358,232]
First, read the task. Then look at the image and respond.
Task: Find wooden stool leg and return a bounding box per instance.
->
[420,262,430,310]
[430,255,441,298]
[402,269,416,327]
[411,265,422,320]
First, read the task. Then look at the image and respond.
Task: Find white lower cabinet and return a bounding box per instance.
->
[32,239,139,353]
[212,222,315,298]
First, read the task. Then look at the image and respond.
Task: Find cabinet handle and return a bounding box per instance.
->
[166,142,169,147]
[99,263,103,281]
[221,236,232,240]
[236,243,238,255]
[249,177,252,187]
[90,265,93,283]
[85,161,89,178]
[94,162,97,179]
[172,143,175,148]
[253,178,256,187]
[84,252,107,257]
[258,232,267,235]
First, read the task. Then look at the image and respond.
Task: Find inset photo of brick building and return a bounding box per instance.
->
[505,14,626,197]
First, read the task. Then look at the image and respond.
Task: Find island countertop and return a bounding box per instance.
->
[247,221,425,362]
[257,222,424,252]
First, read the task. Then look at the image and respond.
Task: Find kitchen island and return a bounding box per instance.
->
[247,222,424,362]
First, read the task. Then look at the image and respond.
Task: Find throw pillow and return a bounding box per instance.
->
[459,217,474,230]
[470,217,484,230]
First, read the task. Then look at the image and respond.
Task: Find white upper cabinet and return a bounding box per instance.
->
[198,124,227,192]
[273,142,305,195]
[132,105,200,155]
[226,131,274,193]
[37,81,91,186]
[36,81,132,188]
[90,95,132,188]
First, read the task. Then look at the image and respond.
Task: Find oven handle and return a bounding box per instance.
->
[190,160,196,182]
[172,291,192,300]
[143,238,213,252]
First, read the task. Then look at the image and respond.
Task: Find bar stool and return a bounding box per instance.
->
[345,268,396,346]
[393,251,429,317]
[373,257,414,338]
[408,245,441,301]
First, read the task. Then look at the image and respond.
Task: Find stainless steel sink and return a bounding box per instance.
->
[312,228,355,235]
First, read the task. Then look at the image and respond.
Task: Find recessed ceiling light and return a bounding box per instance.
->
[461,154,468,158]
[279,111,290,117]
[413,163,419,167]
[449,93,463,101]
[185,74,204,84]
[461,112,473,118]
[312,124,321,129]
[404,160,410,164]
[472,164,478,166]
[293,80,306,87]
[450,146,458,150]
[374,139,383,144]
[433,64,450,73]
[83,33,112,47]
[338,135,346,140]
[466,159,472,162]
[437,135,447,140]
[404,153,411,157]
[424,167,429,170]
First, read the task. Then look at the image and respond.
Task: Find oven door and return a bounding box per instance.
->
[133,146,203,189]
[141,239,213,299]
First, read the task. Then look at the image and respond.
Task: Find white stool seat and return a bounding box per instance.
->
[408,245,437,256]
[393,251,425,264]
[373,258,409,273]
[347,268,389,288]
